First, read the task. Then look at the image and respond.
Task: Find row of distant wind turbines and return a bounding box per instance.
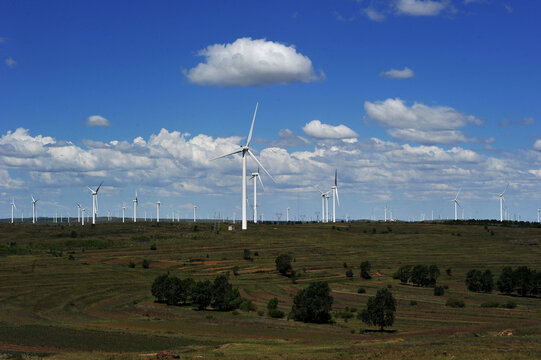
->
[6,104,540,228]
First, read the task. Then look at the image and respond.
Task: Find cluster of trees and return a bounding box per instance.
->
[275,253,296,278]
[497,266,541,296]
[465,269,494,293]
[291,281,333,323]
[393,264,440,287]
[360,288,396,331]
[151,274,244,311]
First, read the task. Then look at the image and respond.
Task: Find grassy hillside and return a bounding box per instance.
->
[0,221,540,359]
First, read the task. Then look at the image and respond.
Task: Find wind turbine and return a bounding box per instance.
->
[451,189,461,221]
[10,198,16,224]
[193,205,197,222]
[325,193,330,223]
[211,103,275,230]
[316,188,329,223]
[31,195,38,224]
[133,191,138,222]
[88,182,103,225]
[497,184,509,222]
[250,168,264,224]
[122,204,126,223]
[331,169,340,223]
[81,208,85,226]
[537,208,540,223]
[286,207,290,222]
[155,200,161,223]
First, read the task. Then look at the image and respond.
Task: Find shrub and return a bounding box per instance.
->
[257,310,264,316]
[142,259,150,269]
[343,262,348,268]
[445,298,465,308]
[243,249,253,261]
[233,266,239,276]
[360,288,396,331]
[346,269,354,278]
[268,309,285,318]
[393,265,411,284]
[267,297,279,310]
[357,287,366,294]
[70,230,77,238]
[501,301,517,309]
[360,261,372,280]
[481,301,499,308]
[150,243,157,250]
[434,286,445,296]
[128,260,136,268]
[410,300,417,306]
[275,253,294,277]
[446,268,452,276]
[291,281,333,323]
[239,299,257,312]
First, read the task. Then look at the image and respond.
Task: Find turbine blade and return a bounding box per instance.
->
[335,187,340,206]
[502,183,509,195]
[96,181,103,193]
[31,195,35,202]
[335,169,338,187]
[455,188,461,200]
[246,102,258,147]
[88,186,94,193]
[247,149,275,183]
[258,174,265,192]
[210,149,243,161]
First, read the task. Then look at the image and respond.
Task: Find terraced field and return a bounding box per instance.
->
[0,221,540,359]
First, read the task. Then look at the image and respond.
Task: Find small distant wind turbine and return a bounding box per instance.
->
[497,184,509,222]
[331,169,340,223]
[286,207,290,222]
[451,189,461,221]
[537,208,540,223]
[31,195,38,224]
[88,182,103,225]
[211,103,275,230]
[133,191,138,222]
[316,188,330,223]
[250,168,264,224]
[193,205,197,222]
[325,193,330,223]
[121,204,126,223]
[76,203,81,223]
[155,200,161,223]
[81,208,85,226]
[10,198,16,224]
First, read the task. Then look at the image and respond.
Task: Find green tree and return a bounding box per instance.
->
[410,265,429,287]
[291,281,333,323]
[393,265,411,284]
[428,265,440,286]
[481,270,494,293]
[360,288,396,331]
[192,280,213,310]
[514,266,534,296]
[275,253,294,277]
[151,274,169,303]
[360,261,372,280]
[465,269,483,292]
[497,266,515,294]
[211,274,242,311]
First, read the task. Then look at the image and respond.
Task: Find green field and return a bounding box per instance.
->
[0,221,540,359]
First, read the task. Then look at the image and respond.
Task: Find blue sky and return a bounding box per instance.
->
[1,0,540,222]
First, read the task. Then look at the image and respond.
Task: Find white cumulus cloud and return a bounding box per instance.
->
[395,0,449,16]
[86,115,111,127]
[533,139,541,151]
[302,120,358,140]
[184,37,322,87]
[380,67,415,79]
[5,57,16,68]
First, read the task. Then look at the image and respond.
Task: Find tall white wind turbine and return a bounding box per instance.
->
[76,203,81,223]
[81,208,85,226]
[133,191,138,222]
[122,204,126,223]
[325,193,330,223]
[155,200,161,223]
[250,168,264,224]
[537,208,540,223]
[451,189,461,221]
[88,182,103,225]
[286,207,290,222]
[211,103,275,230]
[497,184,509,222]
[31,195,38,224]
[193,205,197,222]
[331,169,340,223]
[10,198,16,224]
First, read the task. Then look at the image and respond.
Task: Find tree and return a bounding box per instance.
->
[465,269,483,292]
[291,281,333,323]
[514,266,534,296]
[428,265,440,286]
[211,274,242,311]
[267,297,284,318]
[410,265,429,287]
[360,261,372,280]
[163,276,183,305]
[275,253,294,277]
[481,270,494,293]
[360,288,396,331]
[151,274,170,303]
[192,280,213,310]
[393,265,411,284]
[497,266,515,294]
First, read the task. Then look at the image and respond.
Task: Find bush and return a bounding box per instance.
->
[410,300,417,306]
[393,265,411,284]
[446,268,452,276]
[501,301,517,309]
[445,298,465,308]
[233,266,239,276]
[267,297,279,310]
[268,309,285,318]
[360,261,372,280]
[239,299,257,312]
[481,301,499,308]
[343,262,348,268]
[357,287,366,294]
[291,281,333,323]
[275,253,294,277]
[346,269,354,278]
[128,260,136,268]
[142,259,150,269]
[70,230,77,238]
[434,286,445,296]
[150,244,157,250]
[360,288,396,331]
[243,249,253,261]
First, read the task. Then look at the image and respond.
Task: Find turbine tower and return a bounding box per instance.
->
[325,193,330,223]
[10,198,16,224]
[81,208,85,226]
[451,189,461,221]
[286,207,290,222]
[331,169,340,223]
[122,204,126,223]
[537,208,540,223]
[76,203,81,223]
[193,205,197,222]
[31,195,38,224]
[155,200,161,223]
[316,188,329,223]
[133,191,138,222]
[211,103,275,230]
[88,181,103,225]
[250,168,264,224]
[497,184,508,222]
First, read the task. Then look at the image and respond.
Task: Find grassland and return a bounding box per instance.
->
[0,220,540,359]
